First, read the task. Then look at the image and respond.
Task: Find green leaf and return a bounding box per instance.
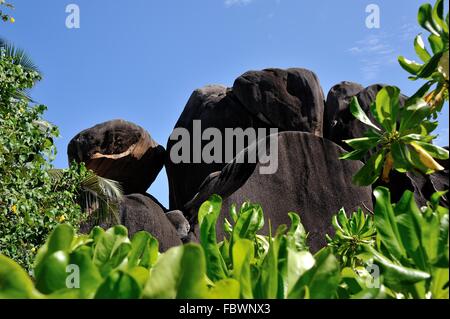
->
[414,35,432,62]
[198,195,228,281]
[374,86,400,132]
[95,271,142,299]
[231,239,254,298]
[68,247,103,299]
[373,187,407,261]
[429,35,445,54]
[398,56,423,75]
[432,0,448,34]
[128,231,159,270]
[361,245,430,290]
[93,226,132,277]
[411,141,449,160]
[207,279,241,299]
[288,249,340,299]
[286,249,315,295]
[143,244,207,299]
[418,51,444,78]
[286,213,308,251]
[35,251,70,294]
[349,97,381,131]
[399,98,432,133]
[0,255,41,299]
[343,136,380,151]
[232,203,264,244]
[418,3,441,36]
[340,149,367,161]
[352,151,385,186]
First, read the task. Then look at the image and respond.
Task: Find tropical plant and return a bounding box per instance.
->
[0,197,344,299]
[1,47,122,271]
[340,86,449,186]
[328,187,449,299]
[398,0,449,113]
[326,208,376,268]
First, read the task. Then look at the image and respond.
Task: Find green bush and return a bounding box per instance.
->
[0,50,122,272]
[0,189,447,299]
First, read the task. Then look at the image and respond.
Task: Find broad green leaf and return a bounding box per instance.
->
[143,244,207,299]
[286,212,308,251]
[93,225,132,277]
[399,98,431,133]
[373,187,407,261]
[198,195,228,281]
[418,51,444,78]
[286,249,315,295]
[343,136,379,151]
[0,255,41,299]
[398,56,422,75]
[362,245,430,290]
[391,142,414,172]
[339,149,367,161]
[207,279,240,299]
[352,151,385,186]
[288,249,340,299]
[35,224,74,273]
[411,141,449,160]
[95,271,141,299]
[374,86,400,132]
[414,35,431,62]
[35,251,70,294]
[232,203,264,244]
[128,231,159,270]
[349,97,381,131]
[231,239,254,299]
[429,35,445,54]
[418,3,441,36]
[432,0,448,34]
[68,247,103,298]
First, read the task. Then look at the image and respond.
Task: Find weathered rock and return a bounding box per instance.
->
[185,132,373,252]
[68,120,165,194]
[233,68,325,136]
[80,194,182,251]
[166,68,326,211]
[325,84,408,150]
[324,81,364,139]
[166,210,191,242]
[166,85,270,210]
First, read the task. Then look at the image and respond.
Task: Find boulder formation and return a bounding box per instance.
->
[166,68,325,211]
[68,119,165,195]
[80,194,183,251]
[184,132,373,252]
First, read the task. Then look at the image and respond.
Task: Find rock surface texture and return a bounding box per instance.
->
[166,68,325,211]
[185,132,373,252]
[68,119,165,195]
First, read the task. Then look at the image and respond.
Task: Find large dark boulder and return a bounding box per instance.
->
[166,68,326,211]
[166,85,269,210]
[68,120,165,194]
[184,132,373,252]
[81,194,183,251]
[324,81,363,139]
[233,68,325,136]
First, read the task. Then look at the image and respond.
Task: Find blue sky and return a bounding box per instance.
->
[1,0,448,208]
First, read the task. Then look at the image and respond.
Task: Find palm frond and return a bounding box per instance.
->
[0,38,40,74]
[49,169,124,225]
[79,172,123,225]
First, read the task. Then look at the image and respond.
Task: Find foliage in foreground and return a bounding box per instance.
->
[0,188,447,299]
[0,46,122,272]
[341,85,449,186]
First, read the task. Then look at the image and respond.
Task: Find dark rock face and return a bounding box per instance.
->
[233,68,325,135]
[68,120,165,194]
[81,194,182,251]
[324,84,408,150]
[166,68,325,211]
[184,132,373,252]
[324,81,364,139]
[166,210,191,242]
